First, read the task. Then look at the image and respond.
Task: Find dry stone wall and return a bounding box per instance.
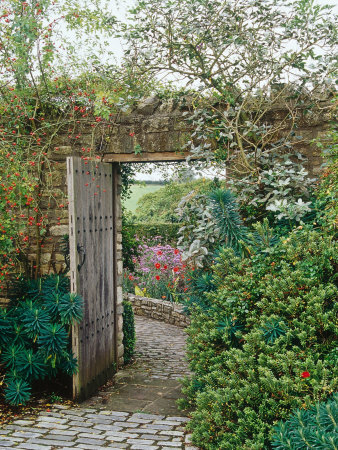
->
[126,293,190,328]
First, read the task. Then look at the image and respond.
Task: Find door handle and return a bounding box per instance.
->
[77,243,86,272]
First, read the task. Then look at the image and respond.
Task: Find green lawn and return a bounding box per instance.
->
[123,183,163,213]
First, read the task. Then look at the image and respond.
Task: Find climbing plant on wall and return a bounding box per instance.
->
[0,0,156,289]
[115,0,337,177]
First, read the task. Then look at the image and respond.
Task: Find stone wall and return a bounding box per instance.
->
[126,293,190,328]
[27,97,332,277]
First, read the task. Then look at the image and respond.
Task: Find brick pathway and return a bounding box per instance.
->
[0,317,197,449]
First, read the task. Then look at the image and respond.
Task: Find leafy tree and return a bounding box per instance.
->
[134,179,210,223]
[115,0,337,217]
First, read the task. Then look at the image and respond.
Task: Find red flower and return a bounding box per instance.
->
[155,263,161,269]
[163,265,168,270]
[173,267,179,273]
[174,249,180,255]
[157,250,163,255]
[301,371,310,378]
[155,275,160,281]
[128,275,134,281]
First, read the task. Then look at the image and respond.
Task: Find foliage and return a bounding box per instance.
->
[179,228,337,449]
[120,163,137,203]
[123,237,188,302]
[315,127,338,233]
[130,223,181,246]
[0,0,116,285]
[177,185,247,266]
[122,211,138,273]
[0,0,156,287]
[134,179,208,223]
[271,394,338,449]
[122,301,135,365]
[229,153,316,225]
[209,188,248,253]
[117,0,337,176]
[0,274,83,405]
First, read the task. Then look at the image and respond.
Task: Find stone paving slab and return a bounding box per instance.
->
[0,407,194,449]
[82,317,191,416]
[0,317,196,449]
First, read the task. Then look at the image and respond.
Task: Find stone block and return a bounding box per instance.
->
[50,225,69,236]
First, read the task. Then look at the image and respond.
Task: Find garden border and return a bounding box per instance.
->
[126,293,190,328]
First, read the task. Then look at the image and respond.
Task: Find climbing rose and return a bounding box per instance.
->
[301,371,310,378]
[155,263,161,269]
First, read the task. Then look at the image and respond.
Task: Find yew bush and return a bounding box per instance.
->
[180,228,337,449]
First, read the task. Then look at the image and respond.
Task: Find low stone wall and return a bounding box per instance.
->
[126,293,190,328]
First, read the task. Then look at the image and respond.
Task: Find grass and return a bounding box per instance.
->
[123,183,163,213]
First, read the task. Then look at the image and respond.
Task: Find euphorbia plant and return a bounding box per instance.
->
[0,274,83,406]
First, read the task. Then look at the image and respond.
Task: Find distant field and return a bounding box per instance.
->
[123,183,163,213]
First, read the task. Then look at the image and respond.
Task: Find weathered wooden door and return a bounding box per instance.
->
[67,156,118,400]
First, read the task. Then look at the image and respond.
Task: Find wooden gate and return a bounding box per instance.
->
[67,156,119,400]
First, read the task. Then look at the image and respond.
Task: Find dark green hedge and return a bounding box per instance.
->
[180,228,338,449]
[122,301,135,364]
[128,223,181,245]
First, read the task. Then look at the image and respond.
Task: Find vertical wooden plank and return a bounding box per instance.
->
[112,163,119,368]
[67,156,116,400]
[67,157,80,399]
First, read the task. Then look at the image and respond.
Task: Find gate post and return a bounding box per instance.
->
[112,163,124,368]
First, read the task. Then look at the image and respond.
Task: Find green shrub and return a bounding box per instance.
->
[122,301,135,364]
[271,394,338,449]
[180,228,337,449]
[122,211,139,272]
[134,179,210,223]
[132,223,181,245]
[0,274,83,405]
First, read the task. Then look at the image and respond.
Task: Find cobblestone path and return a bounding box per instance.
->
[0,317,196,449]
